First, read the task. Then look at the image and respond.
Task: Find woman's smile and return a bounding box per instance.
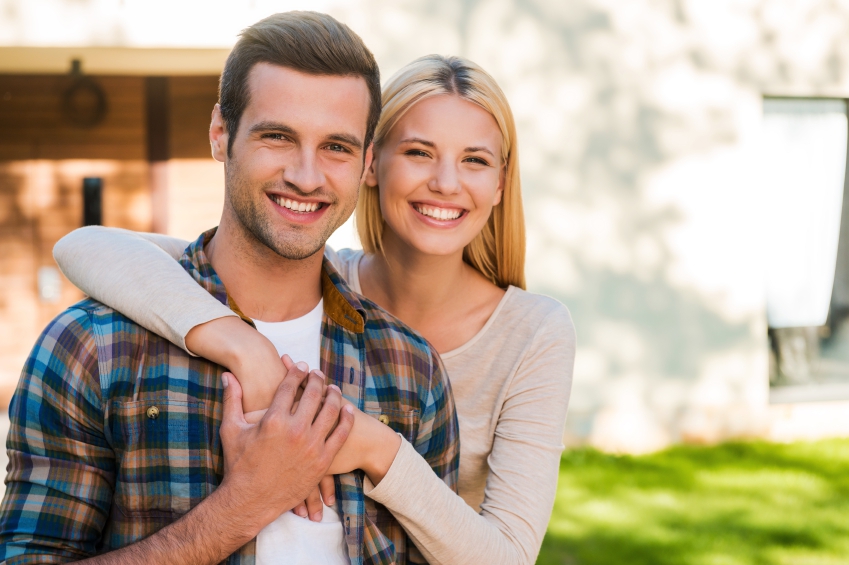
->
[410,201,468,226]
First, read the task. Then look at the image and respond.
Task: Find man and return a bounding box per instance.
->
[0,12,459,565]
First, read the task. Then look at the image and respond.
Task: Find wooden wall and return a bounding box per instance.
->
[0,74,220,405]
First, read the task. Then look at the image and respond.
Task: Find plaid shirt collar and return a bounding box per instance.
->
[182,227,366,333]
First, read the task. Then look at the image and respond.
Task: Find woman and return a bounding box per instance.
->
[54,55,576,565]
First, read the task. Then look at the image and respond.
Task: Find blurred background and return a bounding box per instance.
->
[3,1,849,562]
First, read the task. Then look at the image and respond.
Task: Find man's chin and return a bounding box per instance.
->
[262,235,329,261]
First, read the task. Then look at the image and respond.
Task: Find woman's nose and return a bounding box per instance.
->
[427,161,461,195]
[282,148,325,193]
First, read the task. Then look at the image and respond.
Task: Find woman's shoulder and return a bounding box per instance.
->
[450,286,575,364]
[502,287,575,337]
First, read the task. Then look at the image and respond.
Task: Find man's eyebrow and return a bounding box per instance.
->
[248,121,297,136]
[327,133,364,149]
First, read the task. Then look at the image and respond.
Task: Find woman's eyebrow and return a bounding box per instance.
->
[400,137,435,147]
[465,146,495,157]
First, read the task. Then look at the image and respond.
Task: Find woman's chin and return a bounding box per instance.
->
[398,235,472,259]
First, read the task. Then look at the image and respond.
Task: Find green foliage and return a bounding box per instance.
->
[538,439,849,565]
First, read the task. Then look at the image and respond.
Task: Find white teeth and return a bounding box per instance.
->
[414,204,462,221]
[271,195,321,213]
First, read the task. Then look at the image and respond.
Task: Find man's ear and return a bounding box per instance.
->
[364,146,379,187]
[360,143,375,185]
[210,104,229,163]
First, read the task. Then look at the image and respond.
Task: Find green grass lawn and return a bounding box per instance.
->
[537,439,849,565]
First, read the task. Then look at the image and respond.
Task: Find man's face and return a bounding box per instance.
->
[211,63,373,259]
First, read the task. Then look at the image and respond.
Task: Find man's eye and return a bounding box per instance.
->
[327,143,349,153]
[263,133,287,141]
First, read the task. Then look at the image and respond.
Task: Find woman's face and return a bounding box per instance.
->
[367,94,504,258]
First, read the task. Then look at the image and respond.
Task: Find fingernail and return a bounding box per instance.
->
[222,373,229,388]
[314,369,326,379]
[311,512,322,522]
[328,384,341,393]
[296,361,308,371]
[295,506,307,518]
[326,495,335,505]
[344,405,354,414]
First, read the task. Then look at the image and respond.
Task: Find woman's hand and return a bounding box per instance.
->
[292,407,402,521]
[187,316,285,413]
[328,406,402,485]
[292,476,336,521]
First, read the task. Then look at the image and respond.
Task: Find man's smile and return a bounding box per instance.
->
[268,193,327,213]
[266,192,332,225]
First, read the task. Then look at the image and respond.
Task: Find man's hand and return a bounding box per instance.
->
[217,361,354,533]
[76,362,354,565]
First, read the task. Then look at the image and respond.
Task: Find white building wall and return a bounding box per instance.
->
[4,0,849,451]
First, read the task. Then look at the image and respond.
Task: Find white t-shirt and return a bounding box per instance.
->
[252,299,350,565]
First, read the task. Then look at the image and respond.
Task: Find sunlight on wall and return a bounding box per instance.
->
[165,159,225,242]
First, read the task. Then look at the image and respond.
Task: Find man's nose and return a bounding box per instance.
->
[282,148,325,193]
[427,159,461,195]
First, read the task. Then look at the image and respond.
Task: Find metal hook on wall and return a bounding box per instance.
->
[61,59,108,128]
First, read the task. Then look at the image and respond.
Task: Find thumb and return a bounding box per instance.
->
[222,372,247,425]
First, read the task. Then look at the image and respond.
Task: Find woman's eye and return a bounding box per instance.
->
[405,149,429,157]
[465,157,490,166]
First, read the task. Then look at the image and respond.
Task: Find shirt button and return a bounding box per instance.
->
[378,414,389,425]
[146,406,160,419]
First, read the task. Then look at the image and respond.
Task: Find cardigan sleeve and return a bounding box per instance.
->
[53,226,237,353]
[364,305,575,565]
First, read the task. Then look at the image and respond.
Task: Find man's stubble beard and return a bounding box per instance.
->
[224,157,358,260]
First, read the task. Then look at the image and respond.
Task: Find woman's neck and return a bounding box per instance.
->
[358,231,505,353]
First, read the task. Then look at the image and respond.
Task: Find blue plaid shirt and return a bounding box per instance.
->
[0,229,459,564]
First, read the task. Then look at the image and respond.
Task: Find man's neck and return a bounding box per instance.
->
[206,215,323,323]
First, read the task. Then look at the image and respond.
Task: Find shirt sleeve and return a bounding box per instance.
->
[364,306,576,565]
[0,308,115,564]
[53,226,238,353]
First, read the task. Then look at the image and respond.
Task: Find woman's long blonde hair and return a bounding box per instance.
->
[356,54,526,289]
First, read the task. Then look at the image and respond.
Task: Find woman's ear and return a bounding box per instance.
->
[364,149,379,187]
[210,104,229,163]
[493,163,506,206]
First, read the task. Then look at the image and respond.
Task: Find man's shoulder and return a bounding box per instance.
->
[36,298,167,370]
[358,295,434,359]
[58,297,151,335]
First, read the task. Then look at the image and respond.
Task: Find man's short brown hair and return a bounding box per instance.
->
[219,11,381,156]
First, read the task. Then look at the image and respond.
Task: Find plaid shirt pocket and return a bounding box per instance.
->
[363,408,419,444]
[110,399,211,518]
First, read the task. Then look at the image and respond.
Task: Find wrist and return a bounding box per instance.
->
[362,422,402,485]
[212,477,277,541]
[186,316,251,367]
